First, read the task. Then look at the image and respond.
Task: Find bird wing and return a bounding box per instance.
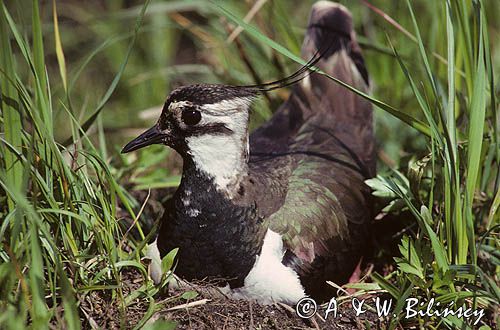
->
[248,2,374,298]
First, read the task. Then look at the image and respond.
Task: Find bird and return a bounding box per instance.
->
[122,1,375,304]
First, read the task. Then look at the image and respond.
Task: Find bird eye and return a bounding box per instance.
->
[181,108,202,126]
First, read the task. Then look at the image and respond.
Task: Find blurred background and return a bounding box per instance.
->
[9,0,499,183]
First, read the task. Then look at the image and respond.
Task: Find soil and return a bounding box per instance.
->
[80,268,387,330]
[158,296,382,330]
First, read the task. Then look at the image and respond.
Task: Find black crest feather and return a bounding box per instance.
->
[243,42,331,92]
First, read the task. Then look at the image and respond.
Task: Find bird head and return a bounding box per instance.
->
[122,84,257,189]
[122,84,256,155]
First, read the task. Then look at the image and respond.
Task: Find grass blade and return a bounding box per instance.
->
[0,0,23,211]
[32,0,51,133]
[52,0,68,93]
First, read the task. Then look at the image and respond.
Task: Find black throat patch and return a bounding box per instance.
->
[156,164,266,288]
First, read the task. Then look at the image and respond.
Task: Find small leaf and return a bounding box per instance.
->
[478,325,491,330]
[365,176,397,198]
[395,260,424,279]
[181,291,198,300]
[420,206,449,271]
[431,264,455,295]
[142,320,177,330]
[407,154,431,199]
[382,199,406,213]
[161,248,179,273]
[371,272,399,299]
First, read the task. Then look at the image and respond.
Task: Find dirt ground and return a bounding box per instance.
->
[79,259,499,330]
[80,268,387,330]
[157,296,383,330]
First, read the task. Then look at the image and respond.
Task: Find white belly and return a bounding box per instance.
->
[146,229,306,305]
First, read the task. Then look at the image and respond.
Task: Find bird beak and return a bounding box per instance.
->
[121,125,165,153]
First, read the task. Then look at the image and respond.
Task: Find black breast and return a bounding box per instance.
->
[156,169,266,288]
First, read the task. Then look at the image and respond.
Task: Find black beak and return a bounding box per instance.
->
[121,125,165,153]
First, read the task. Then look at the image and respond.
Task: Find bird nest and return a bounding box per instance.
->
[79,268,383,330]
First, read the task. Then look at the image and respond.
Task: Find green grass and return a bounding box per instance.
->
[1,0,499,329]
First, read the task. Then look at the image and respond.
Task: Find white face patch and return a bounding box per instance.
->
[201,98,253,115]
[187,134,245,190]
[185,98,252,191]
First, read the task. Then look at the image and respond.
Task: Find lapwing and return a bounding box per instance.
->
[122,1,375,304]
